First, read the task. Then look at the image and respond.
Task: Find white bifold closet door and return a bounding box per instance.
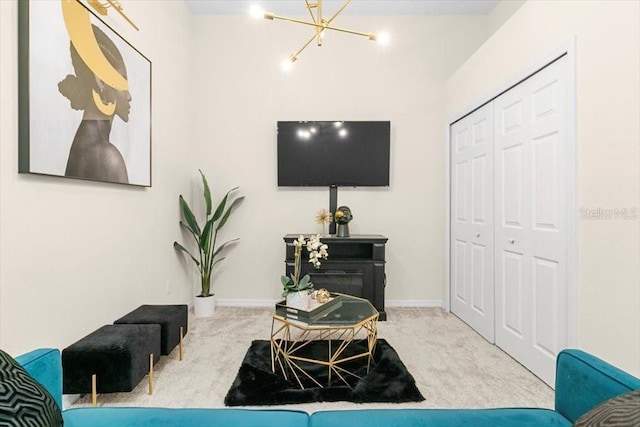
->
[450,104,495,343]
[451,55,569,386]
[493,56,569,386]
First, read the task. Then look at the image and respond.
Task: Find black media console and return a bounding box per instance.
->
[283,234,388,320]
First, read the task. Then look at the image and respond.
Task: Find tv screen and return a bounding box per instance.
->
[277,121,390,187]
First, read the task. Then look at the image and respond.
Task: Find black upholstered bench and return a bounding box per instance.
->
[114,305,188,356]
[62,324,161,395]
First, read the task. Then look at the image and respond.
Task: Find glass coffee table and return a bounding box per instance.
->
[270,294,379,389]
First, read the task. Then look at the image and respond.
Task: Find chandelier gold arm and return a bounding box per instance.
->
[264,0,382,63]
[87,0,139,31]
[304,0,317,24]
[316,0,323,46]
[267,14,374,39]
[325,0,353,26]
[105,0,139,31]
[290,32,319,62]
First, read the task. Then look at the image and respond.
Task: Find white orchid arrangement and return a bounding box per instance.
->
[281,234,329,297]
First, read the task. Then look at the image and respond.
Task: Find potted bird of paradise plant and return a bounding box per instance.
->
[174,170,244,317]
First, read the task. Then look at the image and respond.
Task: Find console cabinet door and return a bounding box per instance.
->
[309,261,373,301]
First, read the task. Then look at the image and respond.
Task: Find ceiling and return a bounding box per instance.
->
[184,0,500,16]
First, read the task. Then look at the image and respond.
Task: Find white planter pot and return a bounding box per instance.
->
[286,291,309,310]
[193,294,216,318]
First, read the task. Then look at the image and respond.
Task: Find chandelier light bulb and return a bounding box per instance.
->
[249,5,265,19]
[281,60,293,71]
[281,54,297,72]
[377,32,391,46]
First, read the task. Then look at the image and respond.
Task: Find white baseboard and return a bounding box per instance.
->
[215,298,443,308]
[216,298,278,307]
[386,299,443,308]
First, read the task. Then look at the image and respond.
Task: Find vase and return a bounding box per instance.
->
[193,294,216,318]
[286,291,309,310]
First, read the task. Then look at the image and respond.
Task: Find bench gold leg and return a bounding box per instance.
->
[148,353,154,395]
[179,327,184,361]
[91,374,97,406]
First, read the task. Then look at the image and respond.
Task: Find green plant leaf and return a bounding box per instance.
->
[173,242,200,267]
[298,274,312,290]
[216,195,244,231]
[179,221,200,244]
[179,195,201,237]
[211,257,226,269]
[201,219,214,255]
[212,238,240,259]
[281,275,297,297]
[281,275,293,287]
[212,187,239,222]
[199,169,212,217]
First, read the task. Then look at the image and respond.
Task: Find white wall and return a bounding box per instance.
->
[487,0,526,37]
[1,3,489,354]
[0,0,195,355]
[188,14,488,304]
[445,0,640,375]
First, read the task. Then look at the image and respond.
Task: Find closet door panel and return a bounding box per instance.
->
[494,57,569,386]
[450,103,494,342]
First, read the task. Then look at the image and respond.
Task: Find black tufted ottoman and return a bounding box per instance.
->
[62,324,161,395]
[114,305,188,356]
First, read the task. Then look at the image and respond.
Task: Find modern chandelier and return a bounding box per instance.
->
[251,0,389,69]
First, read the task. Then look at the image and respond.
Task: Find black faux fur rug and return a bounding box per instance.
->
[224,339,425,406]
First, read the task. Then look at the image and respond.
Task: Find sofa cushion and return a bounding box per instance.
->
[14,348,63,409]
[573,389,640,427]
[555,350,640,423]
[63,407,310,427]
[0,349,63,426]
[309,408,571,427]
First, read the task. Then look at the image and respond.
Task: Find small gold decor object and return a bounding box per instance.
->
[335,206,353,237]
[316,288,331,304]
[315,208,332,234]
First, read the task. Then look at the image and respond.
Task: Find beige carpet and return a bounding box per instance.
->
[70,307,554,413]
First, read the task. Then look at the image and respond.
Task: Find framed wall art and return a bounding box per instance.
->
[18,0,152,187]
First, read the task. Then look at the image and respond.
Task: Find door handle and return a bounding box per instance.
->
[508,238,515,244]
[476,233,480,238]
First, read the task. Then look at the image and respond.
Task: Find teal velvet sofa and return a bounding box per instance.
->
[15,348,640,426]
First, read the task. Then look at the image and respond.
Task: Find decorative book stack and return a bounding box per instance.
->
[275,294,343,323]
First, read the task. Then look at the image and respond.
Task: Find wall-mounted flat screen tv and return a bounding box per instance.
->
[277,121,390,187]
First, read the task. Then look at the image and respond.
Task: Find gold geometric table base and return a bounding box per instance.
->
[270,312,379,389]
